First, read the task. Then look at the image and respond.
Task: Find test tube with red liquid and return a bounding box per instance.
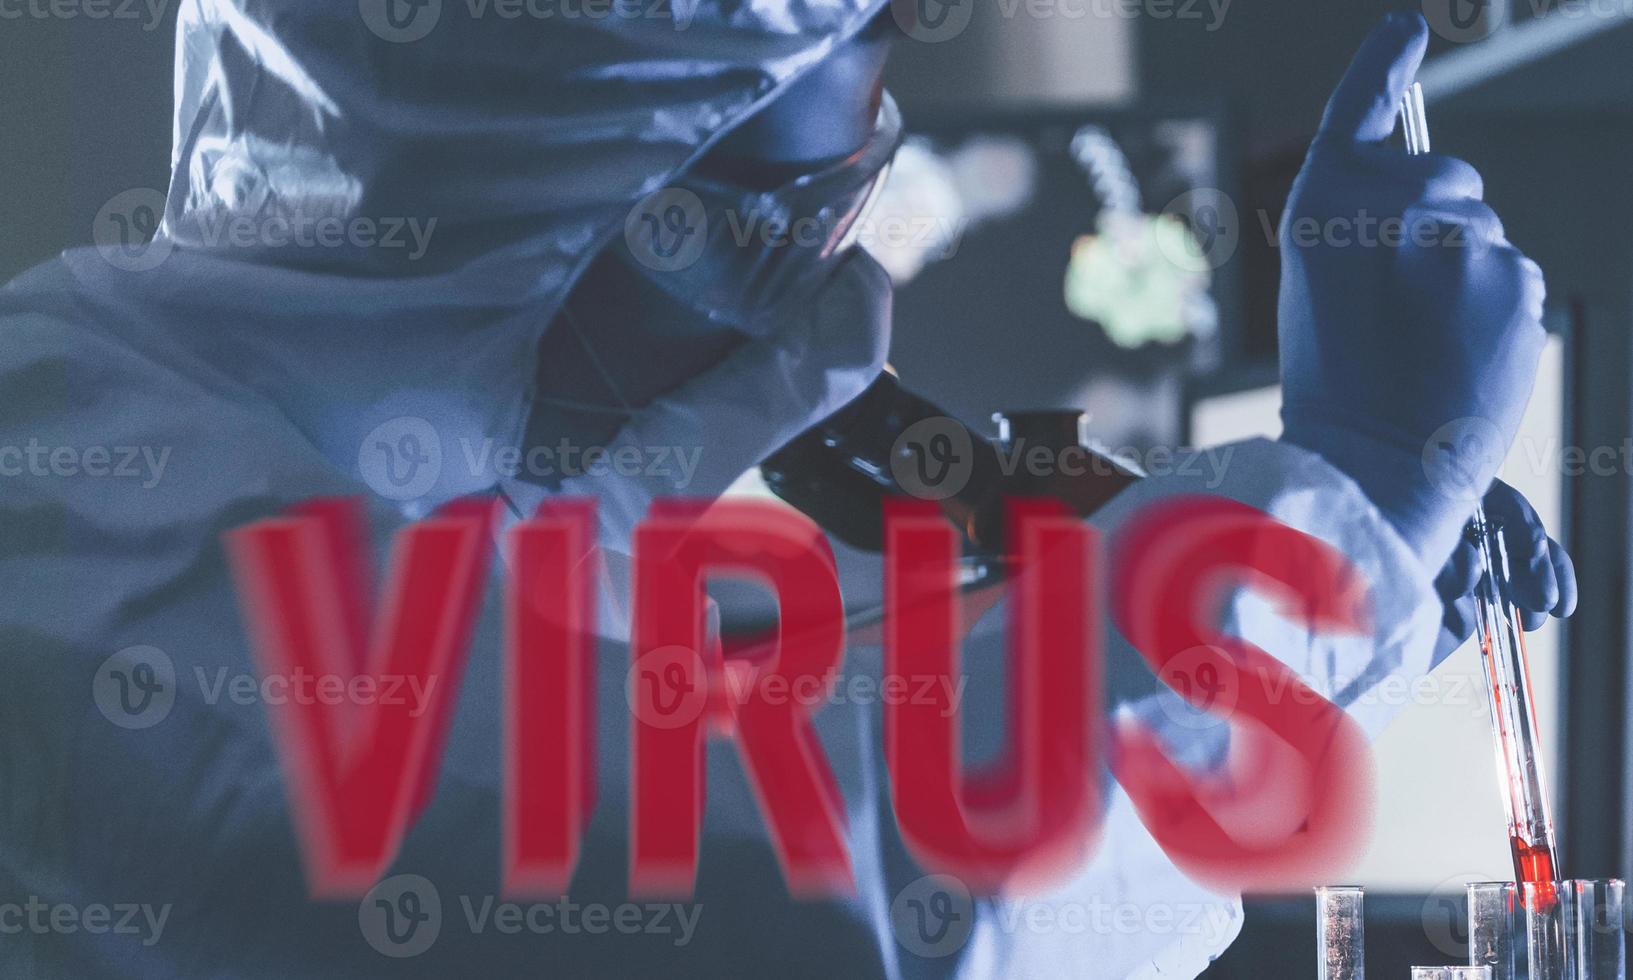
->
[1398,83,1565,974]
[1473,513,1565,977]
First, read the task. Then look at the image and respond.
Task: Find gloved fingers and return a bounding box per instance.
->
[1349,145,1485,202]
[1399,199,1507,250]
[1510,533,1562,615]
[1429,479,1579,641]
[1469,244,1548,325]
[1433,592,1478,669]
[1313,12,1430,148]
[1480,479,1578,626]
[1481,474,1542,527]
[1551,536,1579,618]
[1482,479,1555,608]
[1510,249,1548,319]
[1512,534,1579,626]
[1435,536,1482,603]
[1517,252,1546,288]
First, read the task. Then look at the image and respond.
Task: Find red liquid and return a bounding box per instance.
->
[1512,835,1559,910]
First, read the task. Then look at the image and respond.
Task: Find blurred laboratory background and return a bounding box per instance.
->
[5,1,1633,975]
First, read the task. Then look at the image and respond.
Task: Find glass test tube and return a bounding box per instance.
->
[1467,882,1520,980]
[1399,80,1562,907]
[1564,879,1625,980]
[1526,880,1575,980]
[1413,969,1493,980]
[1471,514,1562,897]
[1317,886,1365,980]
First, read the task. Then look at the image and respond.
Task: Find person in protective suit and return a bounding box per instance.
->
[0,2,1575,977]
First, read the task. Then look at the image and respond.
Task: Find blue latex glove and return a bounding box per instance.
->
[1431,479,1578,666]
[1278,12,1548,571]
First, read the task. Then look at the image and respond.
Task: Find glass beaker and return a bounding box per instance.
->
[1564,879,1625,980]
[1317,886,1365,980]
[1467,881,1520,980]
[1525,880,1574,980]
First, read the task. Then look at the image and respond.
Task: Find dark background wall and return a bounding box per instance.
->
[0,6,176,282]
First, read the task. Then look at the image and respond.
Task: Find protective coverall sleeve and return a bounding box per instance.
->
[933,437,1443,980]
[1096,437,1444,742]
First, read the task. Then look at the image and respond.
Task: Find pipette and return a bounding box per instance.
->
[1398,81,1566,971]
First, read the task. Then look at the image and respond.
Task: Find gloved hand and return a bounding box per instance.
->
[1278,12,1548,571]
[1431,479,1577,667]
